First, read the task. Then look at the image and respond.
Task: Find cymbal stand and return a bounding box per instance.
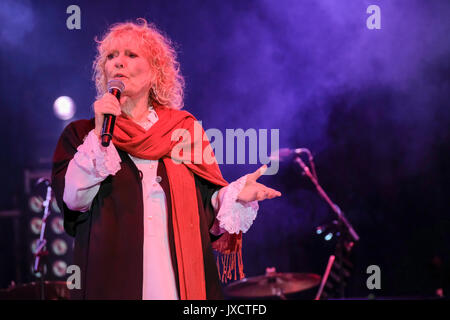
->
[266,268,287,300]
[33,179,52,300]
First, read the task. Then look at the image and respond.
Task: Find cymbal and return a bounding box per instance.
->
[224,272,321,298]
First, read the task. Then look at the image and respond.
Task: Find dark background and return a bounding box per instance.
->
[0,0,449,298]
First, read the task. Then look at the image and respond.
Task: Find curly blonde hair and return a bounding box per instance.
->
[92,18,185,109]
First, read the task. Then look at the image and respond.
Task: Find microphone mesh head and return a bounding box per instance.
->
[107,79,125,92]
[269,148,298,161]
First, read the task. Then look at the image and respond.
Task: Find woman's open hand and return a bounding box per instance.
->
[237,165,282,202]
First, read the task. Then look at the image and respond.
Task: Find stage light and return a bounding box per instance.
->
[28,196,44,213]
[31,264,47,278]
[316,220,340,241]
[23,171,75,284]
[30,239,40,254]
[52,260,67,277]
[53,96,76,120]
[51,217,64,234]
[30,217,42,235]
[51,198,61,213]
[51,239,68,256]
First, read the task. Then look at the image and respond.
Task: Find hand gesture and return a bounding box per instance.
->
[237,165,282,202]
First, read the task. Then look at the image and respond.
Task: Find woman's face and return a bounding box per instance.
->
[103,36,153,101]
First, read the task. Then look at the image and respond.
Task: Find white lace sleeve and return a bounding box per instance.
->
[210,175,259,235]
[63,130,121,212]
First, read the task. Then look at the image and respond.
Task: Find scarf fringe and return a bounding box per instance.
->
[212,231,245,283]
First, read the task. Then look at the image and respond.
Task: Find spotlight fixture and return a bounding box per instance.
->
[53,96,76,120]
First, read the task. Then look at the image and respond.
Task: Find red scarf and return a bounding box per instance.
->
[112,105,240,299]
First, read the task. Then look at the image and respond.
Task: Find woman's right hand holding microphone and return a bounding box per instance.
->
[93,92,122,137]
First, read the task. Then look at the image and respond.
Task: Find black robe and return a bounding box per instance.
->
[52,119,225,299]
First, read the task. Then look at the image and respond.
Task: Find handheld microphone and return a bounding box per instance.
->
[269,148,310,161]
[35,177,51,187]
[101,79,125,147]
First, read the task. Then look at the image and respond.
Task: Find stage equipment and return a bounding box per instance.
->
[22,169,74,288]
[32,178,52,299]
[224,267,320,299]
[274,148,359,299]
[0,281,69,300]
[314,255,335,300]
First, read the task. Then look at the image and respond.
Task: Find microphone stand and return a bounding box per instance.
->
[33,180,52,300]
[293,153,359,298]
[293,155,359,242]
